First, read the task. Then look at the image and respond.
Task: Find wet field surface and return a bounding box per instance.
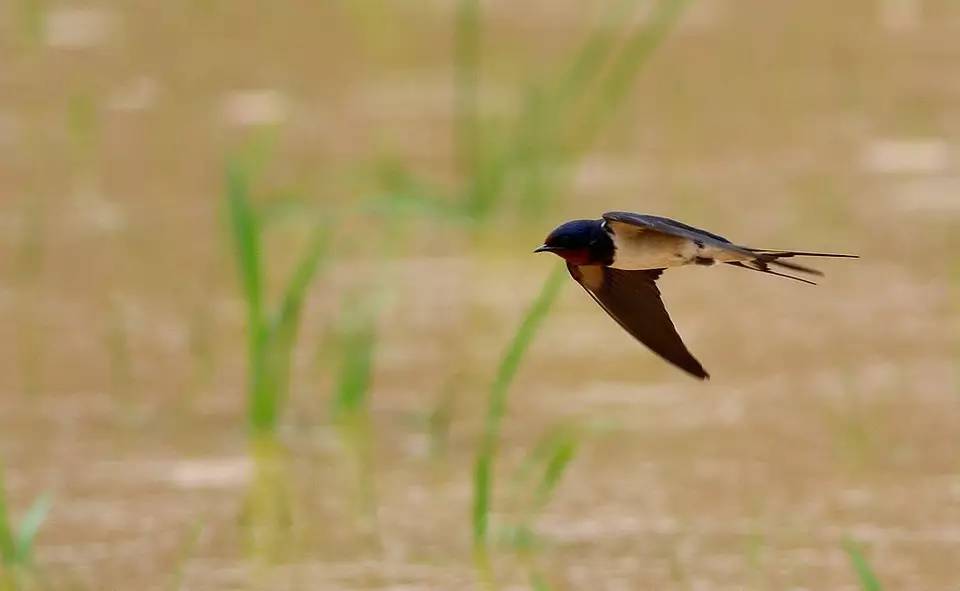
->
[1,2,959,589]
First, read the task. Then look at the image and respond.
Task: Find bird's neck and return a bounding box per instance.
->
[587,227,615,266]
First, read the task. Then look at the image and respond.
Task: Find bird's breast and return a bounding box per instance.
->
[608,230,700,270]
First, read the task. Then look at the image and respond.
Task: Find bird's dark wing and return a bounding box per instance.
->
[567,263,709,380]
[602,211,734,247]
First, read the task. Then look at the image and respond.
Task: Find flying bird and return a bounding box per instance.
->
[534,212,857,380]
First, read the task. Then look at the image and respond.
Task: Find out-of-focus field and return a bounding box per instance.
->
[1,1,959,589]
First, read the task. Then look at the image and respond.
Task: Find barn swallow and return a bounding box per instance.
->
[535,211,857,379]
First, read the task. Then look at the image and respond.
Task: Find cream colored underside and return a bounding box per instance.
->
[608,226,746,270]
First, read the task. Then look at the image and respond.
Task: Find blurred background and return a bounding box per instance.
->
[1,1,958,589]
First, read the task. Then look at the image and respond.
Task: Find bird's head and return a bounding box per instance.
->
[534,219,613,266]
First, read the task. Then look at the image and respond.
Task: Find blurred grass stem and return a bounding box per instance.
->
[472,266,566,587]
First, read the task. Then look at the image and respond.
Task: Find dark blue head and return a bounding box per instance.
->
[534,219,614,266]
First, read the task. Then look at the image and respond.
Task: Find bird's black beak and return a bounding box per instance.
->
[534,244,556,253]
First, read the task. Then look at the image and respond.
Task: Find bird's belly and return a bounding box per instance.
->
[609,232,734,270]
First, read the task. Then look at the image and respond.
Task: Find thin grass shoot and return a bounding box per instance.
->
[844,539,884,591]
[330,294,381,530]
[472,265,567,586]
[225,157,330,435]
[0,464,52,586]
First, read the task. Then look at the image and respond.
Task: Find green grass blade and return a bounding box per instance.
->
[532,432,578,512]
[601,0,692,105]
[506,7,620,198]
[507,0,636,213]
[844,539,883,591]
[0,467,15,564]
[365,158,456,220]
[14,492,52,564]
[328,295,381,529]
[509,87,555,215]
[508,426,569,501]
[225,159,271,432]
[453,0,520,221]
[331,297,379,421]
[571,0,693,151]
[462,146,512,220]
[225,154,330,434]
[235,127,281,182]
[469,0,681,220]
[555,0,644,105]
[225,159,264,326]
[266,223,330,419]
[530,571,552,591]
[472,265,566,552]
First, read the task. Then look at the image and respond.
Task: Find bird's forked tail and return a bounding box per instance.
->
[728,249,858,285]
